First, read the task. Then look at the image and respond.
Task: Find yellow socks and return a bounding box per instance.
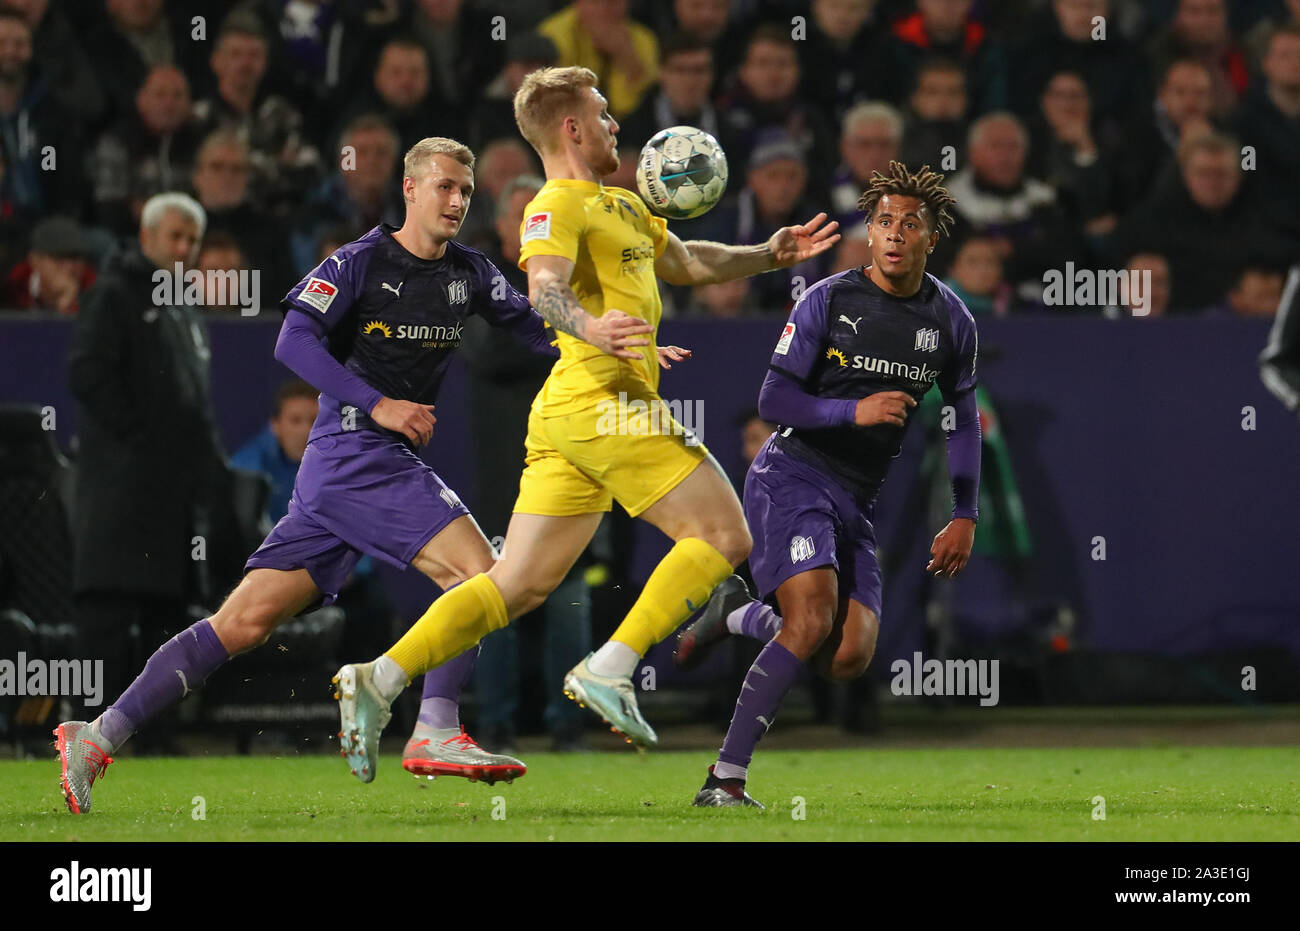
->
[385,573,509,679]
[387,539,731,677]
[611,538,733,656]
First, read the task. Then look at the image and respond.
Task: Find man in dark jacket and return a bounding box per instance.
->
[68,191,229,739]
[87,64,203,237]
[0,10,83,218]
[1110,132,1297,312]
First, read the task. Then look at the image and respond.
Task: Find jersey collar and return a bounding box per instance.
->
[380,222,455,268]
[545,178,603,193]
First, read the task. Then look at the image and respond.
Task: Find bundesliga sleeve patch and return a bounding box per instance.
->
[522,212,552,244]
[774,322,796,355]
[298,277,339,313]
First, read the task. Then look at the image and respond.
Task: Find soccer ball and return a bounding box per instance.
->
[635,126,729,220]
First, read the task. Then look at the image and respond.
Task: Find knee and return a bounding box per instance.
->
[489,566,555,619]
[826,650,872,682]
[704,524,751,568]
[432,552,496,591]
[210,600,281,655]
[782,602,836,653]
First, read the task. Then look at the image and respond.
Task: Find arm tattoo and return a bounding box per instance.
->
[534,280,590,340]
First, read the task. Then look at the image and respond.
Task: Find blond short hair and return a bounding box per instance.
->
[513,66,599,153]
[404,136,476,182]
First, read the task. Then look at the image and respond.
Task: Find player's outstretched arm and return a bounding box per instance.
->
[526,253,652,360]
[655,215,841,287]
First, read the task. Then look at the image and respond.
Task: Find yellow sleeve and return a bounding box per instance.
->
[646,209,669,258]
[518,186,588,271]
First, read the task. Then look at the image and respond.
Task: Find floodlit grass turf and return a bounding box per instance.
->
[3,747,1298,841]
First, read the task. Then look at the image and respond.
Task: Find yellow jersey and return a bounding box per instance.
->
[518,178,669,417]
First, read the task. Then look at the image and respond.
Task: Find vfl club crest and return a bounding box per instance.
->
[914,328,939,352]
[789,535,816,563]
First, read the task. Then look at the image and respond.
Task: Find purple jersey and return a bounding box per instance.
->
[768,268,978,500]
[281,223,553,445]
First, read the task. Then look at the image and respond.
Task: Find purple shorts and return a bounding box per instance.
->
[244,430,470,603]
[743,436,883,618]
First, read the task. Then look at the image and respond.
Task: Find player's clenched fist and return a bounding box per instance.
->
[587,309,653,360]
[371,397,437,446]
[854,390,917,427]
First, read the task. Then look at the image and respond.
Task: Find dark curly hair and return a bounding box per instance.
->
[856,161,957,239]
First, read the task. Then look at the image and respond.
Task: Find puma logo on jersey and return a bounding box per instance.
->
[329,253,346,268]
[838,315,862,334]
[381,281,403,298]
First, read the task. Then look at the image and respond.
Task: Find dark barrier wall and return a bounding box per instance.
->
[3,315,1297,662]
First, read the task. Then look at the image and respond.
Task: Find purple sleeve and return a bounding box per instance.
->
[474,257,559,358]
[944,377,982,521]
[758,368,858,429]
[768,280,831,382]
[282,249,361,332]
[938,291,979,398]
[936,290,981,519]
[274,311,384,415]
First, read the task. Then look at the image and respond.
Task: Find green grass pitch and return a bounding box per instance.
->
[3,746,1298,841]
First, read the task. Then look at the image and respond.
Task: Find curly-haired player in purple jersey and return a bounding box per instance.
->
[53,137,587,812]
[675,162,981,807]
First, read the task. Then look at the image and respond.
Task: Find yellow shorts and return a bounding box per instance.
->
[514,389,710,518]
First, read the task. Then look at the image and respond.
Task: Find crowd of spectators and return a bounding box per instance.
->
[2,0,1298,319]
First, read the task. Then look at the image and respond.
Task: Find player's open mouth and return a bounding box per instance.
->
[885,251,903,261]
[443,214,461,224]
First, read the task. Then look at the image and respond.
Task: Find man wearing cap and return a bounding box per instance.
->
[2,216,95,314]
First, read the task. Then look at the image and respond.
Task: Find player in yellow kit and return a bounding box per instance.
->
[336,66,839,770]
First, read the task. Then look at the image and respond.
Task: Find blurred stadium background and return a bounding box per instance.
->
[2,0,1300,757]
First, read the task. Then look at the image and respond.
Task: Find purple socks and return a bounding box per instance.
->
[97,619,230,750]
[727,601,783,641]
[715,640,804,780]
[415,645,479,733]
